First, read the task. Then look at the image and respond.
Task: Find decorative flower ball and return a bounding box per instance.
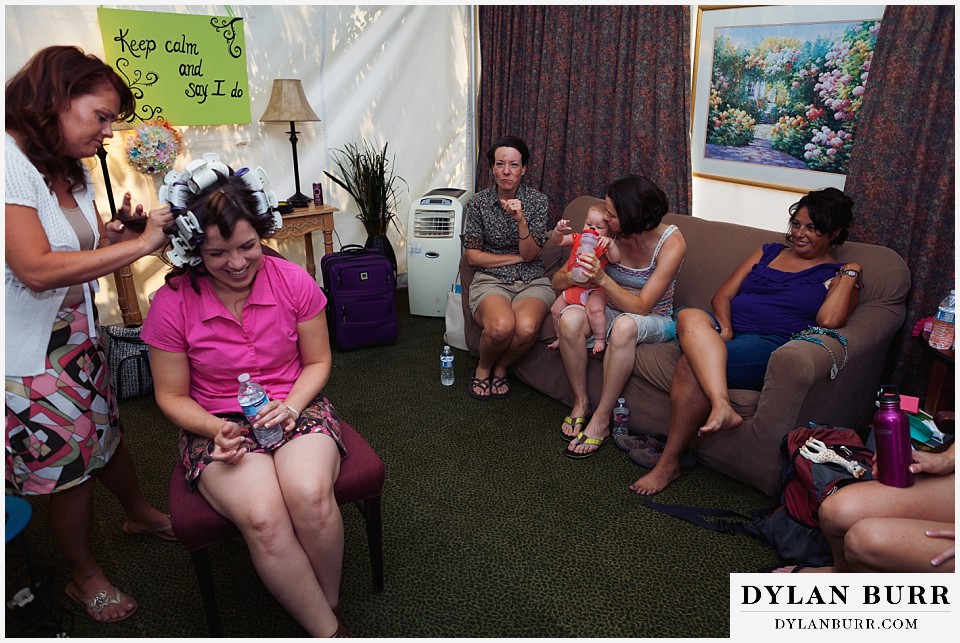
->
[124,119,184,175]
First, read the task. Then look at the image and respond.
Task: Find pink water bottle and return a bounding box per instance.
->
[873,385,914,488]
[570,229,600,283]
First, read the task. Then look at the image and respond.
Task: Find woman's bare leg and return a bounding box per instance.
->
[93,438,171,532]
[273,434,344,610]
[498,297,549,373]
[49,480,137,621]
[818,474,955,572]
[199,453,338,637]
[675,309,742,436]
[845,517,954,572]
[567,316,635,455]
[558,306,592,437]
[473,294,516,381]
[629,355,707,495]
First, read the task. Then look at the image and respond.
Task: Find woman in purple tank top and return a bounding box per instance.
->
[630,187,862,496]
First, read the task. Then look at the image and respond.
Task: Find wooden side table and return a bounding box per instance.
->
[272,203,338,281]
[917,329,954,415]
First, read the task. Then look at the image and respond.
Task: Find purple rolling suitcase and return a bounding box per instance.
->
[320,245,398,350]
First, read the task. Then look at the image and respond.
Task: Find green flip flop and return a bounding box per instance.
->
[564,431,608,459]
[560,415,589,442]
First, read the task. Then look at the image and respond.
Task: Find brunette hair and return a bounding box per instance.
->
[605,175,669,235]
[786,187,854,247]
[486,135,531,167]
[165,171,278,293]
[5,46,135,193]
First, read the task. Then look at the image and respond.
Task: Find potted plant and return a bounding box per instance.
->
[324,140,406,270]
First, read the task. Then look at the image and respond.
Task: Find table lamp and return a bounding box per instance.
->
[259,78,320,208]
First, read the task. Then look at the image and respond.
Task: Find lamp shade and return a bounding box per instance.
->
[259,79,320,123]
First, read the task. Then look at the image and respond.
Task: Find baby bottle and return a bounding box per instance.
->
[570,229,599,284]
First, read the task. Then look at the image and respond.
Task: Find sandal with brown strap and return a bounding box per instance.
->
[560,415,589,442]
[490,374,511,399]
[468,371,492,400]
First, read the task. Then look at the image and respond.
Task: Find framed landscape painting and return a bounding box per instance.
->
[691,5,884,192]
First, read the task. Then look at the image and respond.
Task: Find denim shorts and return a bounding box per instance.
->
[559,304,676,349]
[703,312,789,391]
[604,307,677,344]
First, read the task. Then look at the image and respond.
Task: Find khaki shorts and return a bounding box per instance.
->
[468,273,556,316]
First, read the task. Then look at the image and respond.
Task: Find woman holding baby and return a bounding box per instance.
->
[554,175,686,458]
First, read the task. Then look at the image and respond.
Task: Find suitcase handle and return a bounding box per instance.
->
[339,244,392,259]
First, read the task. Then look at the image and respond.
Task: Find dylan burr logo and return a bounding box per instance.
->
[741,584,949,606]
[730,574,956,638]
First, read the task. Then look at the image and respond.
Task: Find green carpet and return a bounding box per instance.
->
[5,290,779,638]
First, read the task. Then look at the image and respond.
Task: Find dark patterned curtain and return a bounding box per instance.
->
[844,6,955,398]
[477,5,691,219]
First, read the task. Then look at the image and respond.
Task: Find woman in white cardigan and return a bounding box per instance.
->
[5,46,174,624]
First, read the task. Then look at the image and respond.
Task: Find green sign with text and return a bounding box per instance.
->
[98,8,251,126]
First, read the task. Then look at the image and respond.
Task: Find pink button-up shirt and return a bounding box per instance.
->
[141,255,326,414]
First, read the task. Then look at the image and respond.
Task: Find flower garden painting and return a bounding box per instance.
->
[704,19,880,177]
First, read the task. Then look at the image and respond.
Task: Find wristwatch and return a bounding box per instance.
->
[838,267,863,289]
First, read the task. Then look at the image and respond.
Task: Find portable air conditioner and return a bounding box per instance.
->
[407,188,473,316]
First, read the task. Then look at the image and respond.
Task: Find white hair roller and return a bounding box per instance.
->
[157,153,283,267]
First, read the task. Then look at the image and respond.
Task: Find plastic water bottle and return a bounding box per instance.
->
[612,397,630,438]
[873,385,913,488]
[570,230,600,283]
[440,345,455,386]
[237,373,282,448]
[928,290,955,350]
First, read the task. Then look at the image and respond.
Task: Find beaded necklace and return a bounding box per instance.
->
[790,326,848,380]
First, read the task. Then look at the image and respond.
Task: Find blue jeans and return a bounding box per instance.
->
[699,311,789,391]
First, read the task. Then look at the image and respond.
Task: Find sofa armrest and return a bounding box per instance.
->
[752,309,903,438]
[459,253,481,357]
[702,323,886,497]
[752,338,839,430]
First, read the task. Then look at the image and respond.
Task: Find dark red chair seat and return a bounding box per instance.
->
[168,420,385,636]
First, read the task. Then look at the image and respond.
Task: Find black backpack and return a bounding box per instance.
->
[644,423,874,567]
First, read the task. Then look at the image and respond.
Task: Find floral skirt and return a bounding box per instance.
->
[180,393,346,491]
[5,306,120,495]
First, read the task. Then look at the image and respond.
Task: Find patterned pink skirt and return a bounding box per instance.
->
[5,305,121,495]
[179,393,346,491]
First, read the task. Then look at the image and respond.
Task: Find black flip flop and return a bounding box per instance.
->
[468,371,492,401]
[490,374,511,399]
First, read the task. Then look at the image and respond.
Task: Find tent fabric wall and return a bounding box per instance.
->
[4,4,474,325]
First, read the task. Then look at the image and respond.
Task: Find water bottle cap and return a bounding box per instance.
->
[617,397,625,404]
[877,384,899,403]
[238,373,250,383]
[444,345,450,350]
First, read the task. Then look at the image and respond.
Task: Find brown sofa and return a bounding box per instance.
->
[459,196,911,497]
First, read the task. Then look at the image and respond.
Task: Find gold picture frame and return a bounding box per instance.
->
[691,4,885,192]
